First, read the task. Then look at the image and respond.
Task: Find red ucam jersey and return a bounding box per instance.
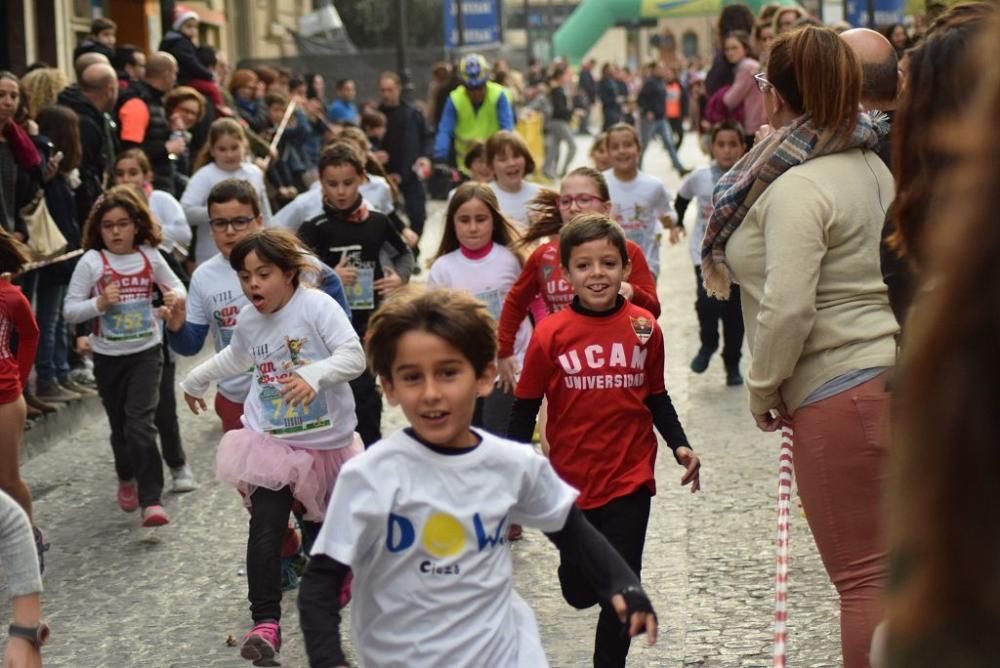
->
[515,300,664,509]
[496,239,660,358]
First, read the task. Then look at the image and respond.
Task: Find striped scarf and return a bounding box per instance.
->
[700,112,885,298]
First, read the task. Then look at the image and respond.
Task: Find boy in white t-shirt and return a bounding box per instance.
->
[298,288,658,668]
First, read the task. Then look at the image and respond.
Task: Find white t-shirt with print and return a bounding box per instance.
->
[489,181,541,228]
[227,287,358,449]
[148,189,191,256]
[312,428,578,668]
[604,169,676,276]
[677,165,723,266]
[185,253,251,402]
[427,244,531,366]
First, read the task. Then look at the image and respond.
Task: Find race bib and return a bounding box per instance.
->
[475,289,504,321]
[258,383,331,438]
[346,264,375,311]
[215,326,234,350]
[101,299,155,341]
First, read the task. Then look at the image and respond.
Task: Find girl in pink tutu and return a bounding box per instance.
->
[180,227,365,667]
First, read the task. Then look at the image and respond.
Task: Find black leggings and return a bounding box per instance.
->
[694,265,744,367]
[558,489,652,668]
[349,370,382,448]
[246,486,321,623]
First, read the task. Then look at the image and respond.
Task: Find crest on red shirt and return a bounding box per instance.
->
[540,264,555,281]
[630,315,653,344]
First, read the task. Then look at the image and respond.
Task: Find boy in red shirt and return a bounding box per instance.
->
[509,213,700,668]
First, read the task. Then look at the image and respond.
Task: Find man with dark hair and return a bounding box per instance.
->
[377,72,432,248]
[840,28,901,167]
[112,45,147,88]
[57,63,119,222]
[115,52,183,195]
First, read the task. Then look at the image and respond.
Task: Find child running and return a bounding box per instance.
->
[297,142,412,447]
[428,182,530,435]
[179,228,365,667]
[114,148,196,493]
[675,121,747,386]
[0,231,45,569]
[496,167,660,392]
[114,148,192,260]
[169,178,351,433]
[64,186,186,527]
[604,123,678,277]
[298,287,659,667]
[590,131,611,171]
[486,131,541,228]
[508,214,700,667]
[182,118,273,265]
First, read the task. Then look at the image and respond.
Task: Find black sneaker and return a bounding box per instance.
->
[726,365,744,386]
[690,349,713,374]
[33,526,49,575]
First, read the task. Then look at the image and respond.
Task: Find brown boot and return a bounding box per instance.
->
[25,403,43,420]
[24,393,58,415]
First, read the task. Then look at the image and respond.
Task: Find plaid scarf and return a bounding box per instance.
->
[700,111,884,298]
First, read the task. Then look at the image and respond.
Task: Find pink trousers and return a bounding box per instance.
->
[792,372,891,668]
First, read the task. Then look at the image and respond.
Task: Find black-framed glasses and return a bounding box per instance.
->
[209,216,256,231]
[754,73,773,93]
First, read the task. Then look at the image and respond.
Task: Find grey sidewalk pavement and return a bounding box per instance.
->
[7,132,843,667]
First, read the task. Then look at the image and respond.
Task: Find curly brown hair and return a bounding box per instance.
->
[81,185,163,251]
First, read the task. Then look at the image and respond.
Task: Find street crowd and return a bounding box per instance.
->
[0,1,998,667]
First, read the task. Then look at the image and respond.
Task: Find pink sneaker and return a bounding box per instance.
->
[339,569,353,608]
[117,480,138,512]
[141,505,169,527]
[240,621,281,666]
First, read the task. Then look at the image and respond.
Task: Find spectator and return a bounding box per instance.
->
[881,23,910,57]
[772,5,809,34]
[20,68,68,121]
[754,21,776,65]
[163,85,207,184]
[721,30,766,145]
[377,72,432,242]
[703,27,897,667]
[111,44,147,89]
[432,54,514,176]
[229,69,266,133]
[159,6,224,109]
[115,52,183,196]
[0,71,44,242]
[304,72,326,106]
[426,61,460,128]
[73,17,116,63]
[57,62,119,224]
[261,90,307,206]
[73,51,111,83]
[840,28,900,167]
[706,4,756,97]
[664,66,686,149]
[327,78,359,125]
[598,63,626,130]
[33,105,90,403]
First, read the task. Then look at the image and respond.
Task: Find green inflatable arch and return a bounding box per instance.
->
[553,0,799,64]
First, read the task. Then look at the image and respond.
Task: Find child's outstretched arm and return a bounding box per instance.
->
[179,344,254,414]
[298,555,351,668]
[646,390,701,493]
[544,507,658,642]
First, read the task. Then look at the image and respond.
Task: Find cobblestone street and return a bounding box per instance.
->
[11,136,843,667]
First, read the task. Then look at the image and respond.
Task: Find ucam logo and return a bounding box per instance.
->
[386,511,509,559]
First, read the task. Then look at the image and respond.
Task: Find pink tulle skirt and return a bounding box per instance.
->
[216,429,363,521]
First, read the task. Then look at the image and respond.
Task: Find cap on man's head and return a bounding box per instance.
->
[460,54,490,87]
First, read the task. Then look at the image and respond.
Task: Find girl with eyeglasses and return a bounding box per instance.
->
[64,186,186,527]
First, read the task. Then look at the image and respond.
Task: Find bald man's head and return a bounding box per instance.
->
[841,28,899,108]
[145,52,178,91]
[74,52,110,80]
[80,63,119,110]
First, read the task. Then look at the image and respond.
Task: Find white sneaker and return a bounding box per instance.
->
[170,465,197,493]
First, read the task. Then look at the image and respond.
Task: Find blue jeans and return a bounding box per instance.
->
[639,117,685,172]
[34,281,70,385]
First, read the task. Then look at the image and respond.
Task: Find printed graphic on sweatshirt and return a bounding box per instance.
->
[99,266,156,342]
[556,341,649,390]
[253,338,330,437]
[385,508,510,575]
[331,244,375,311]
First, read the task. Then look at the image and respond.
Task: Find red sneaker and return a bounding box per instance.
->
[141,505,170,527]
[508,523,524,541]
[339,569,353,608]
[280,524,301,559]
[241,620,281,666]
[117,480,138,513]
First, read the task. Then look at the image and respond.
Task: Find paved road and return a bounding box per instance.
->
[11,135,843,667]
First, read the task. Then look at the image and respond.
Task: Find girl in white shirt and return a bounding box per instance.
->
[486,131,542,228]
[63,186,186,527]
[180,228,365,667]
[603,123,678,277]
[428,182,530,436]
[113,149,191,259]
[181,118,273,265]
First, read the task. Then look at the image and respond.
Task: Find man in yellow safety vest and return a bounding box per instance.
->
[432,53,514,175]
